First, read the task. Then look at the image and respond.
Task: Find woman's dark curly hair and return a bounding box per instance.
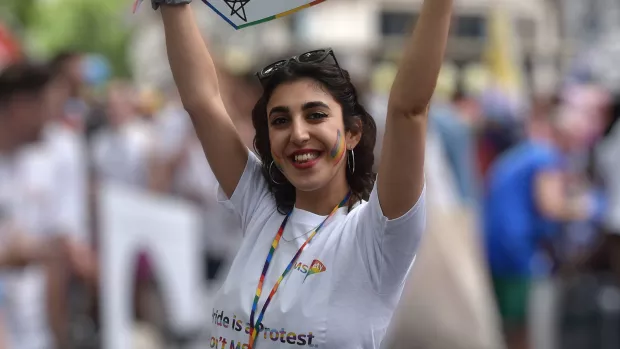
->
[252,61,377,214]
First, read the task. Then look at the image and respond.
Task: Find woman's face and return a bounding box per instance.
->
[266,78,360,192]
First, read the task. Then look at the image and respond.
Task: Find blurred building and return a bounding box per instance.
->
[129,0,562,94]
[293,0,561,93]
[560,0,620,92]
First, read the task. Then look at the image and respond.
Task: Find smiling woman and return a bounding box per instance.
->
[253,69,376,215]
[156,0,453,348]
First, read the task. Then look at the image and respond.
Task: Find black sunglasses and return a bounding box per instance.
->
[256,48,345,86]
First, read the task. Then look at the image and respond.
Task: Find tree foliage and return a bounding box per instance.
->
[0,0,134,77]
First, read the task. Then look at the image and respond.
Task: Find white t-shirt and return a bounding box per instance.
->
[91,120,154,188]
[210,151,426,349]
[152,102,193,161]
[43,123,89,242]
[0,123,89,349]
[0,146,61,349]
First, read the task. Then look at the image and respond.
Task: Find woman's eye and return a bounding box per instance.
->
[308,112,328,120]
[271,117,288,126]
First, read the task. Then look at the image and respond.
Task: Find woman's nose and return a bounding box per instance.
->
[290,119,310,145]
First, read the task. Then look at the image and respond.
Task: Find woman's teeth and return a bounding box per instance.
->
[293,152,319,163]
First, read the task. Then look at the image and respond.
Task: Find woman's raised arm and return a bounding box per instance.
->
[161,4,248,197]
[377,0,453,219]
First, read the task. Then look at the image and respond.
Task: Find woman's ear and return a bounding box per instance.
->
[346,115,363,149]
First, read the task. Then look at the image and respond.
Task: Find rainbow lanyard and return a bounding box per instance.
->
[247,192,351,349]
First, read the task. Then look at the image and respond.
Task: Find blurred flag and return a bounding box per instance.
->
[482,7,526,119]
[0,23,22,69]
[462,63,490,97]
[435,62,458,101]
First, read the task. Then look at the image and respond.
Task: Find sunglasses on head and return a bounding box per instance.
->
[256,48,345,87]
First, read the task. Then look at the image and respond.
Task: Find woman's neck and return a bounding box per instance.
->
[294,171,350,216]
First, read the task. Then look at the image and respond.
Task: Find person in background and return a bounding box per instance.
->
[595,94,620,281]
[44,54,91,245]
[0,61,72,349]
[90,81,158,342]
[45,57,98,349]
[91,80,155,188]
[148,85,192,192]
[477,89,524,178]
[49,51,88,132]
[430,88,479,205]
[149,95,243,287]
[483,107,600,349]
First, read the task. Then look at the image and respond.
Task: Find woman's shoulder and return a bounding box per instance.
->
[338,198,371,226]
[240,204,283,239]
[345,183,427,229]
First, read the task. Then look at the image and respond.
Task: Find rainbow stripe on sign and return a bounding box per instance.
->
[202,0,326,30]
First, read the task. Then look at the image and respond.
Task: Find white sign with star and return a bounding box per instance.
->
[202,0,326,29]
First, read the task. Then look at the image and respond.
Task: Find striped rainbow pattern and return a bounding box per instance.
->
[329,129,346,162]
[247,191,351,349]
[303,259,326,283]
[202,0,326,30]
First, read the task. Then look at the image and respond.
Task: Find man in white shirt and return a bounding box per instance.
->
[150,101,243,285]
[0,61,94,349]
[46,55,98,349]
[0,61,56,349]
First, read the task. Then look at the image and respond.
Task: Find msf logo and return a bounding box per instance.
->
[294,259,327,283]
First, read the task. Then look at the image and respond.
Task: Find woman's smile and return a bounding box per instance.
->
[288,148,324,169]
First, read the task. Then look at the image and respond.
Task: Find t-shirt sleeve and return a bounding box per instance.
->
[531,146,566,240]
[353,180,427,295]
[534,146,564,172]
[216,150,275,234]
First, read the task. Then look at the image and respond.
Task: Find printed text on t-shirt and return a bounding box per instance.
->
[211,309,318,348]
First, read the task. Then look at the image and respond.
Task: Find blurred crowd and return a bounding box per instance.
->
[0,51,257,349]
[1,38,620,349]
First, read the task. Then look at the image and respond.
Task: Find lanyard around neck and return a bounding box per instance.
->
[247,192,351,349]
